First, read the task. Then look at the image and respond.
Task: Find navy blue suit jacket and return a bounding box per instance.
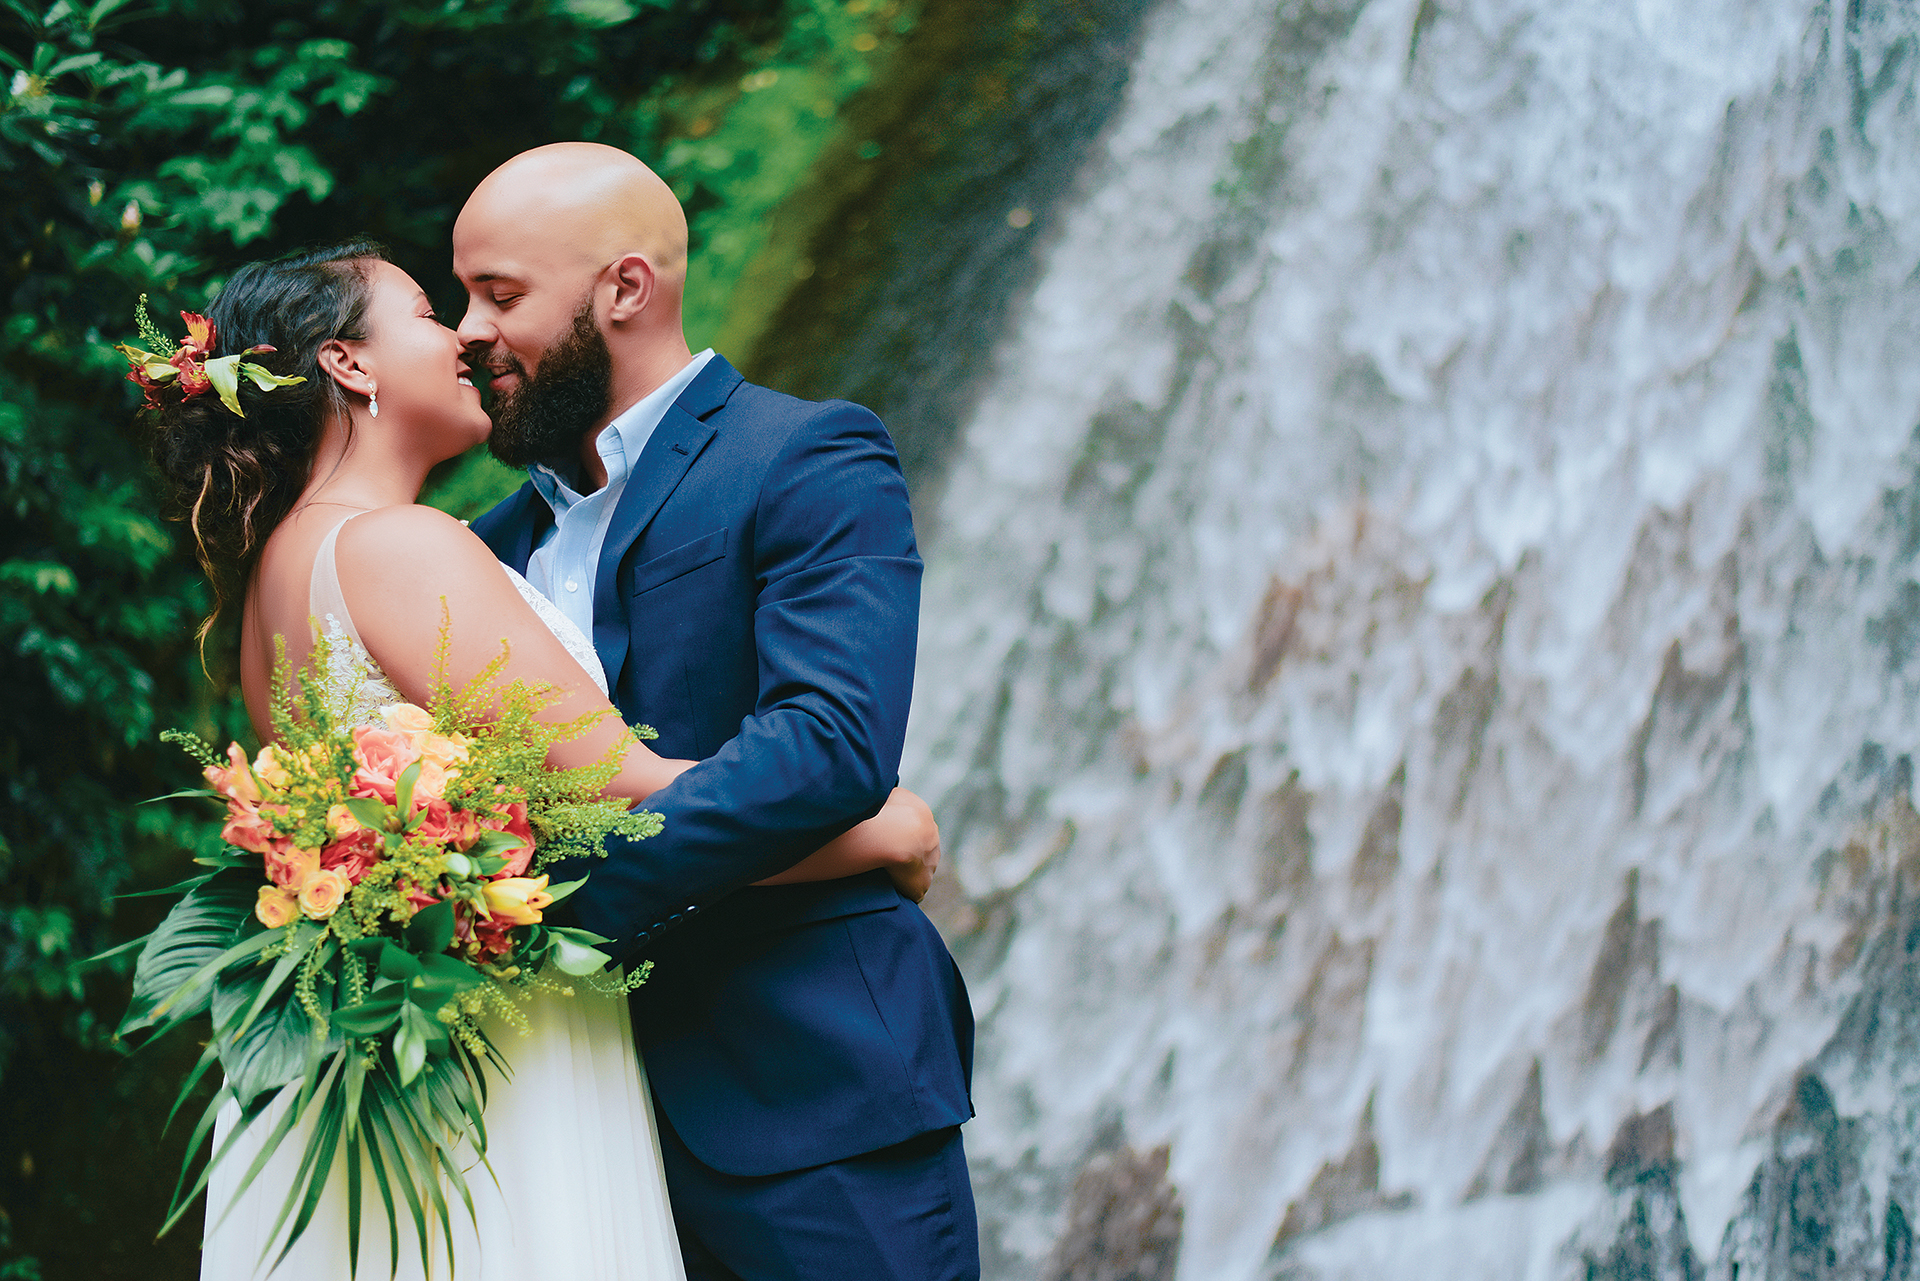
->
[471,356,973,1177]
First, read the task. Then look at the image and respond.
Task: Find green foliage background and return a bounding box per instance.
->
[0,0,913,1274]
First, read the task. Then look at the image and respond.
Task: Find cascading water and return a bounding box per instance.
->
[899,0,1920,1276]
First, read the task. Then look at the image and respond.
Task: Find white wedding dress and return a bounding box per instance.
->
[198,514,686,1281]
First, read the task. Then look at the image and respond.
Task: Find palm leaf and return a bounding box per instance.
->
[213,963,334,1113]
[262,1051,347,1276]
[119,867,256,1038]
[371,1072,455,1270]
[345,1122,365,1281]
[163,1037,222,1135]
[193,1078,309,1239]
[364,1085,431,1278]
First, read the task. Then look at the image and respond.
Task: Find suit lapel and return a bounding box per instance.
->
[590,357,741,681]
[473,482,549,575]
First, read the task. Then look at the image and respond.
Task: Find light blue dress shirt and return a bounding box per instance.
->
[525,348,716,644]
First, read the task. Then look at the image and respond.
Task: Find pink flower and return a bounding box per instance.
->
[412,798,478,850]
[263,844,320,890]
[222,805,284,856]
[400,879,441,914]
[456,903,516,962]
[319,827,381,884]
[205,742,261,805]
[480,801,536,876]
[349,726,420,805]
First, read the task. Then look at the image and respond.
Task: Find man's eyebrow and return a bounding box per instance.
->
[460,271,522,286]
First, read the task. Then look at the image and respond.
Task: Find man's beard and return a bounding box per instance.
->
[484,300,613,469]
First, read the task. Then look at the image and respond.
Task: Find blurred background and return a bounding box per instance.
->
[6,0,1920,1278]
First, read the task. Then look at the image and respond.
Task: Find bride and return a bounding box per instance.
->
[142,239,939,1279]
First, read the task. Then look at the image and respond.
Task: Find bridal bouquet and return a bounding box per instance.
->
[110,634,659,1273]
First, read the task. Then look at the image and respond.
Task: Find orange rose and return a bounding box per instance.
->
[255,885,299,929]
[297,868,352,920]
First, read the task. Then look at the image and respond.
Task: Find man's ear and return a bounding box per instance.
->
[606,253,657,323]
[315,339,373,396]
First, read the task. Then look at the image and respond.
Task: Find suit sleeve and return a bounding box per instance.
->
[564,400,921,949]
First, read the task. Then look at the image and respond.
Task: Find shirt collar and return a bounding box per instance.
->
[528,348,716,515]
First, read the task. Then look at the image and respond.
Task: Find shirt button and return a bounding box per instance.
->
[565,579,579,592]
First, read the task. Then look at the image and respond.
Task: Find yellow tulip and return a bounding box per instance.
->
[481,875,553,927]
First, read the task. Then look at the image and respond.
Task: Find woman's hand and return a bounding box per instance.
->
[751,787,942,902]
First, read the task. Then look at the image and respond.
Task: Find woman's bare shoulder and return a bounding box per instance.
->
[332,504,507,595]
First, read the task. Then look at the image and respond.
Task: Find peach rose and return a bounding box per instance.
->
[481,875,552,927]
[411,759,455,806]
[349,726,420,804]
[325,803,365,839]
[297,868,352,920]
[250,744,291,791]
[384,705,468,774]
[383,704,434,736]
[255,885,299,929]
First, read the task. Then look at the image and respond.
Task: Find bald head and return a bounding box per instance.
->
[457,142,688,285]
[453,143,697,453]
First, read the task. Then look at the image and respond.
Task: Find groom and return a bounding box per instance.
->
[456,143,978,1279]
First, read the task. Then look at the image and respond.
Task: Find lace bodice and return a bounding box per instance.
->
[307,514,608,724]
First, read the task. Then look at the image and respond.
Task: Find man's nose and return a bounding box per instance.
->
[455,299,493,350]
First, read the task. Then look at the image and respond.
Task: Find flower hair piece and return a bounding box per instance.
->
[114,294,305,417]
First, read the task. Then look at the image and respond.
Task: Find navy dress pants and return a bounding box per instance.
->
[658,1109,981,1281]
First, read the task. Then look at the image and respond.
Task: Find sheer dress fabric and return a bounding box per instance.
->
[198,514,685,1281]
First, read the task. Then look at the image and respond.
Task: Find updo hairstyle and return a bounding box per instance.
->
[145,238,389,631]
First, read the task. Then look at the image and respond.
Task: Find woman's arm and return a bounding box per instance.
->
[340,505,938,898]
[338,505,686,799]
[752,787,941,902]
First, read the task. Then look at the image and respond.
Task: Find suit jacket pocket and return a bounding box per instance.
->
[630,528,727,597]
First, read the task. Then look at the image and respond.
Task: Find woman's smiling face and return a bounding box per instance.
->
[352,260,491,463]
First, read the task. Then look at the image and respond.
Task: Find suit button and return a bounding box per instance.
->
[685,905,698,914]
[634,931,650,944]
[669,912,682,923]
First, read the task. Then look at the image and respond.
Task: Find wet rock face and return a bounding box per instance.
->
[1044,1143,1185,1281]
[746,0,1920,1273]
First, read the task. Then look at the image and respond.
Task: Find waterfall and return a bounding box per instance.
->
[902,0,1920,1276]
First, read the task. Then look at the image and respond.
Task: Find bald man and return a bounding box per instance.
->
[458,144,978,1280]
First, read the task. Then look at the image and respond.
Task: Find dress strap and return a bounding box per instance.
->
[309,513,367,648]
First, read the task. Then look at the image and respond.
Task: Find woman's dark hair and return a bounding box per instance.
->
[145,238,389,639]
